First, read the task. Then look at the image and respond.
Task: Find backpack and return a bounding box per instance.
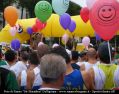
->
[0,67,10,91]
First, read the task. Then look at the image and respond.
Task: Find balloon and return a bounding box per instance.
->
[95,32,101,41]
[9,27,16,36]
[38,42,44,47]
[52,0,69,15]
[82,36,90,46]
[89,0,119,41]
[62,33,69,44]
[52,43,59,48]
[86,0,97,9]
[27,27,33,35]
[4,6,18,27]
[11,39,21,51]
[36,19,47,30]
[32,25,38,32]
[34,1,52,22]
[80,7,89,23]
[60,13,71,30]
[68,20,76,32]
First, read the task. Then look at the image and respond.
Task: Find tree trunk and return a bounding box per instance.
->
[2,12,5,28]
[21,7,24,19]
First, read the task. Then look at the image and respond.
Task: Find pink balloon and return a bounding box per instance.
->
[62,34,69,43]
[38,42,44,47]
[9,27,16,36]
[82,36,90,46]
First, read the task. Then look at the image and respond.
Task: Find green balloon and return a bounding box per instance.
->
[35,1,52,22]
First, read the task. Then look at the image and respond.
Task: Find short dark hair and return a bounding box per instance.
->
[50,46,70,64]
[29,51,39,65]
[98,42,112,64]
[20,51,29,61]
[5,50,16,62]
[71,51,79,60]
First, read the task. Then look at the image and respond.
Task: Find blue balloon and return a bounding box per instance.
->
[27,27,33,35]
[95,32,101,41]
[11,39,21,51]
[60,13,71,30]
[52,0,69,15]
[68,20,76,32]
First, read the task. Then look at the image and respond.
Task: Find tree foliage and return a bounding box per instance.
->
[17,0,80,18]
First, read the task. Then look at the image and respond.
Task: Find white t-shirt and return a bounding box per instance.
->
[10,61,27,78]
[77,61,100,71]
[21,66,42,87]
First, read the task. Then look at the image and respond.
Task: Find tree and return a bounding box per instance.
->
[18,0,80,18]
[18,0,51,18]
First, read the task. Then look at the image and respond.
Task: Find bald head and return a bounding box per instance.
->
[87,48,97,59]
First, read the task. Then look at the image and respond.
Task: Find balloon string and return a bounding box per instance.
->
[108,41,111,63]
[65,31,67,49]
[115,36,116,52]
[59,37,60,45]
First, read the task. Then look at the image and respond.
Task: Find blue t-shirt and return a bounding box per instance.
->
[62,69,84,90]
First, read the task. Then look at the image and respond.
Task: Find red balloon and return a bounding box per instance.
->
[36,19,47,30]
[80,7,89,23]
[89,0,119,41]
[32,25,38,32]
[81,0,119,41]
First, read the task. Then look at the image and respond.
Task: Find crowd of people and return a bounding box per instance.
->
[0,41,119,91]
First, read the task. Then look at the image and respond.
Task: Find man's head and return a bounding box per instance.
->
[29,51,39,66]
[79,50,88,61]
[40,54,66,88]
[87,48,97,60]
[98,42,112,64]
[37,44,50,62]
[5,50,16,63]
[71,51,79,61]
[50,46,70,64]
[20,51,29,62]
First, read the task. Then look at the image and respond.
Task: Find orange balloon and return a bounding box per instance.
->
[4,6,18,27]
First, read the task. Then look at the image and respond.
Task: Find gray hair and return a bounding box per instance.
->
[40,54,66,83]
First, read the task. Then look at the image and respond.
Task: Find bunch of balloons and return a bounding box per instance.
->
[60,13,76,32]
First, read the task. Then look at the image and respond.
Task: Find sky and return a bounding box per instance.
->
[70,0,87,7]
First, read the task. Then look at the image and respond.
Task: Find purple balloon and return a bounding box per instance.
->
[27,27,33,35]
[68,20,76,32]
[95,32,101,41]
[11,39,21,51]
[60,13,71,30]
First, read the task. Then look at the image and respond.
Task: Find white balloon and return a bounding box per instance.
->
[52,0,69,15]
[70,0,87,7]
[86,0,97,9]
